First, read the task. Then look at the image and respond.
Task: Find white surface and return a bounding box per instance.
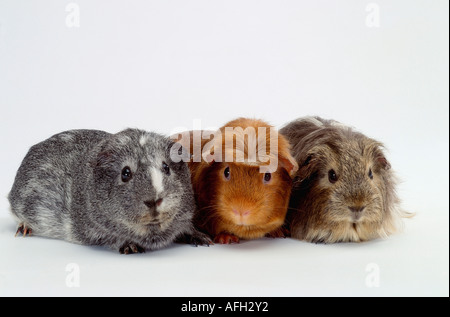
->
[0,214,447,297]
[0,0,448,296]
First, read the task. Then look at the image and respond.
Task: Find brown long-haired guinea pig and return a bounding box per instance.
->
[280,116,412,244]
[173,118,298,244]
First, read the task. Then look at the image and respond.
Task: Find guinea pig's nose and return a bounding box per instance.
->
[348,206,365,213]
[233,209,250,217]
[144,198,163,209]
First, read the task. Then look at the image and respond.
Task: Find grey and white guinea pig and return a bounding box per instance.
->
[280,117,412,243]
[8,128,211,254]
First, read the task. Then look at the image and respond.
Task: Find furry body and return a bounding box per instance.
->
[9,129,210,253]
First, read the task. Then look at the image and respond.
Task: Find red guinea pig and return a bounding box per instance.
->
[174,118,298,244]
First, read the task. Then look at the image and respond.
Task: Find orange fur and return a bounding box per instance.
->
[176,118,297,243]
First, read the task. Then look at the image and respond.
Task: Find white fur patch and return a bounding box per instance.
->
[139,135,148,146]
[150,167,164,195]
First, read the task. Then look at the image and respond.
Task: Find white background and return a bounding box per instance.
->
[0,0,448,297]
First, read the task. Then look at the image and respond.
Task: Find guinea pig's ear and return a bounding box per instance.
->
[278,153,299,177]
[204,155,215,165]
[169,141,191,163]
[376,153,391,171]
[370,144,392,171]
[297,153,319,181]
[90,150,113,168]
[277,136,299,177]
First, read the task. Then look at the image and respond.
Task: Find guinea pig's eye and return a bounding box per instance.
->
[368,168,373,180]
[223,166,231,181]
[121,166,133,182]
[162,162,170,175]
[328,169,338,184]
[263,172,272,184]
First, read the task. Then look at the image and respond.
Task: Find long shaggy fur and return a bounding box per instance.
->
[280,117,412,243]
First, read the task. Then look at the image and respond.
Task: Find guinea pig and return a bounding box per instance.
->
[173,118,298,244]
[8,128,211,254]
[280,116,412,243]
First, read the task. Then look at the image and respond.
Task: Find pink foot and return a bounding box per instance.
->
[214,232,240,244]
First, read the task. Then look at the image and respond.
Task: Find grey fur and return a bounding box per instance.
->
[9,129,211,253]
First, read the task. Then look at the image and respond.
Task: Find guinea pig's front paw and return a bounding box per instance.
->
[119,243,145,255]
[175,231,213,247]
[214,232,240,244]
[190,230,213,247]
[15,223,32,237]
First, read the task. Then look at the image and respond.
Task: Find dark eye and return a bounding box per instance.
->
[328,169,338,184]
[368,168,373,180]
[162,162,170,175]
[223,166,231,180]
[263,172,272,184]
[121,166,132,182]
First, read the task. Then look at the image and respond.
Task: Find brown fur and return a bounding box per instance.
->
[175,118,298,243]
[280,117,412,243]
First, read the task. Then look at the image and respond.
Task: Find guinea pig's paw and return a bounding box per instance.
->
[119,243,146,255]
[175,231,213,247]
[265,226,290,239]
[190,230,214,247]
[214,232,240,244]
[15,223,32,237]
[310,237,329,244]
